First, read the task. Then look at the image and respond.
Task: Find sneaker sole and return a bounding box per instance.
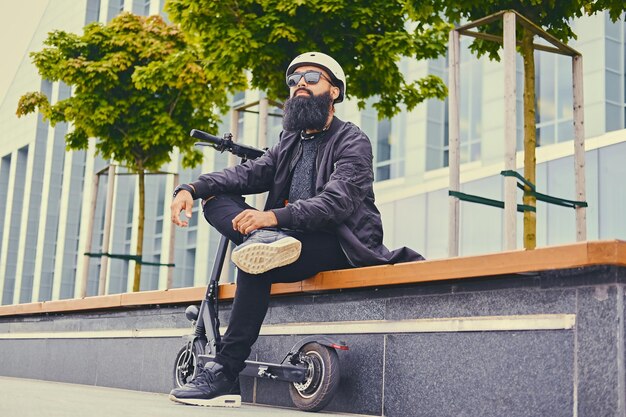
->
[231,236,302,274]
[168,394,241,407]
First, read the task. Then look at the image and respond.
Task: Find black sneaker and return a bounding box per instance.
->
[169,362,241,407]
[231,229,301,274]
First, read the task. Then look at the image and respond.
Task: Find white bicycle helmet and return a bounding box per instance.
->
[286,52,346,103]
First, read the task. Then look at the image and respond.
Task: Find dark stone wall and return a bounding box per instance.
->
[1,266,625,416]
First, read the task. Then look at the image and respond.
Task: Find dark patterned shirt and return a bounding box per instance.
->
[288,133,324,202]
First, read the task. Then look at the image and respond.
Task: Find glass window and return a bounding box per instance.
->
[426,101,447,170]
[85,0,100,23]
[107,0,124,22]
[599,142,626,239]
[516,93,524,151]
[537,124,555,146]
[0,156,11,276]
[377,119,392,156]
[187,230,196,246]
[606,103,622,132]
[366,105,404,182]
[159,0,170,23]
[557,121,574,142]
[470,142,481,161]
[605,12,621,40]
[457,55,482,163]
[537,54,556,124]
[233,91,245,104]
[59,149,87,300]
[3,147,29,304]
[470,62,483,140]
[132,0,142,15]
[267,105,284,148]
[535,51,575,147]
[546,157,576,245]
[460,176,503,255]
[557,56,573,120]
[426,146,442,171]
[393,194,426,255]
[425,189,449,259]
[376,164,391,182]
[126,182,135,223]
[374,118,392,181]
[132,0,150,15]
[39,125,68,301]
[583,149,599,241]
[605,39,621,72]
[606,71,621,103]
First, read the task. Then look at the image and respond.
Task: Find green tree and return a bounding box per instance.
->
[17,13,230,292]
[424,0,625,249]
[166,0,452,118]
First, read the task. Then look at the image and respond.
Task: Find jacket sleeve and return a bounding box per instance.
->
[190,143,279,199]
[272,129,374,230]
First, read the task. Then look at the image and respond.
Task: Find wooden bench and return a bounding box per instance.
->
[1,239,624,317]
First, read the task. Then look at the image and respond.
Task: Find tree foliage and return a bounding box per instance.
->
[17,12,228,170]
[17,13,230,291]
[425,0,624,59]
[166,0,452,118]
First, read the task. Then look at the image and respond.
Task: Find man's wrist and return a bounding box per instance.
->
[267,210,278,226]
[271,207,292,228]
[173,184,197,200]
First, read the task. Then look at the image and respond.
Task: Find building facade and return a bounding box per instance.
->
[0,0,625,305]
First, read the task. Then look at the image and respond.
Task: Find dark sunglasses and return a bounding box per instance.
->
[286,70,335,87]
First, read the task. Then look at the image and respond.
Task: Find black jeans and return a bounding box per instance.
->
[202,194,350,376]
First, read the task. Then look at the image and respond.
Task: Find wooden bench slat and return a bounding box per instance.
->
[1,240,624,317]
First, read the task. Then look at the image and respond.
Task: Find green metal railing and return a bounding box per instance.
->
[449,170,587,213]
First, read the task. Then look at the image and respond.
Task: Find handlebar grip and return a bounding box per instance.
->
[190,129,222,144]
[190,128,265,160]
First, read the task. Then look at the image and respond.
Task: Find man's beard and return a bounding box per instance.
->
[282,90,333,132]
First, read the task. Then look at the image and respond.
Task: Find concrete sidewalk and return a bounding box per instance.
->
[0,377,355,417]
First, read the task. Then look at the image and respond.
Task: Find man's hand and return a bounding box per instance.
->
[171,190,194,227]
[232,209,278,235]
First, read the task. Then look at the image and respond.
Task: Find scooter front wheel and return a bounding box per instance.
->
[289,342,340,412]
[172,339,205,388]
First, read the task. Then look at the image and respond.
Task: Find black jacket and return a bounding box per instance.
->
[191,116,424,267]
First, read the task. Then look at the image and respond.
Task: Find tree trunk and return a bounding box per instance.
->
[133,168,145,292]
[521,28,537,250]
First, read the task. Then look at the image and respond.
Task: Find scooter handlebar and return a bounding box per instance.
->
[190,129,266,160]
[190,129,222,144]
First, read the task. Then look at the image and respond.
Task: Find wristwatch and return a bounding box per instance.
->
[173,184,196,200]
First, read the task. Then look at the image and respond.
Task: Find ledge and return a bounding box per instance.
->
[1,240,625,318]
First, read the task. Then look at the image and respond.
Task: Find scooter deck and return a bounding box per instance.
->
[197,354,307,383]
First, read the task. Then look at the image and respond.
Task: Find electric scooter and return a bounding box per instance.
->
[172,129,348,412]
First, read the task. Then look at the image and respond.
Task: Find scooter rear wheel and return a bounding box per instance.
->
[172,339,205,388]
[289,342,340,412]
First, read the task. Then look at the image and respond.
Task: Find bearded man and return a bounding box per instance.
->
[169,52,424,407]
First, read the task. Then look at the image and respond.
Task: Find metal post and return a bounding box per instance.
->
[80,173,99,298]
[220,108,241,282]
[256,97,269,210]
[258,97,269,150]
[503,12,518,251]
[167,173,179,289]
[572,54,587,241]
[98,164,116,295]
[448,29,461,257]
[228,107,239,168]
